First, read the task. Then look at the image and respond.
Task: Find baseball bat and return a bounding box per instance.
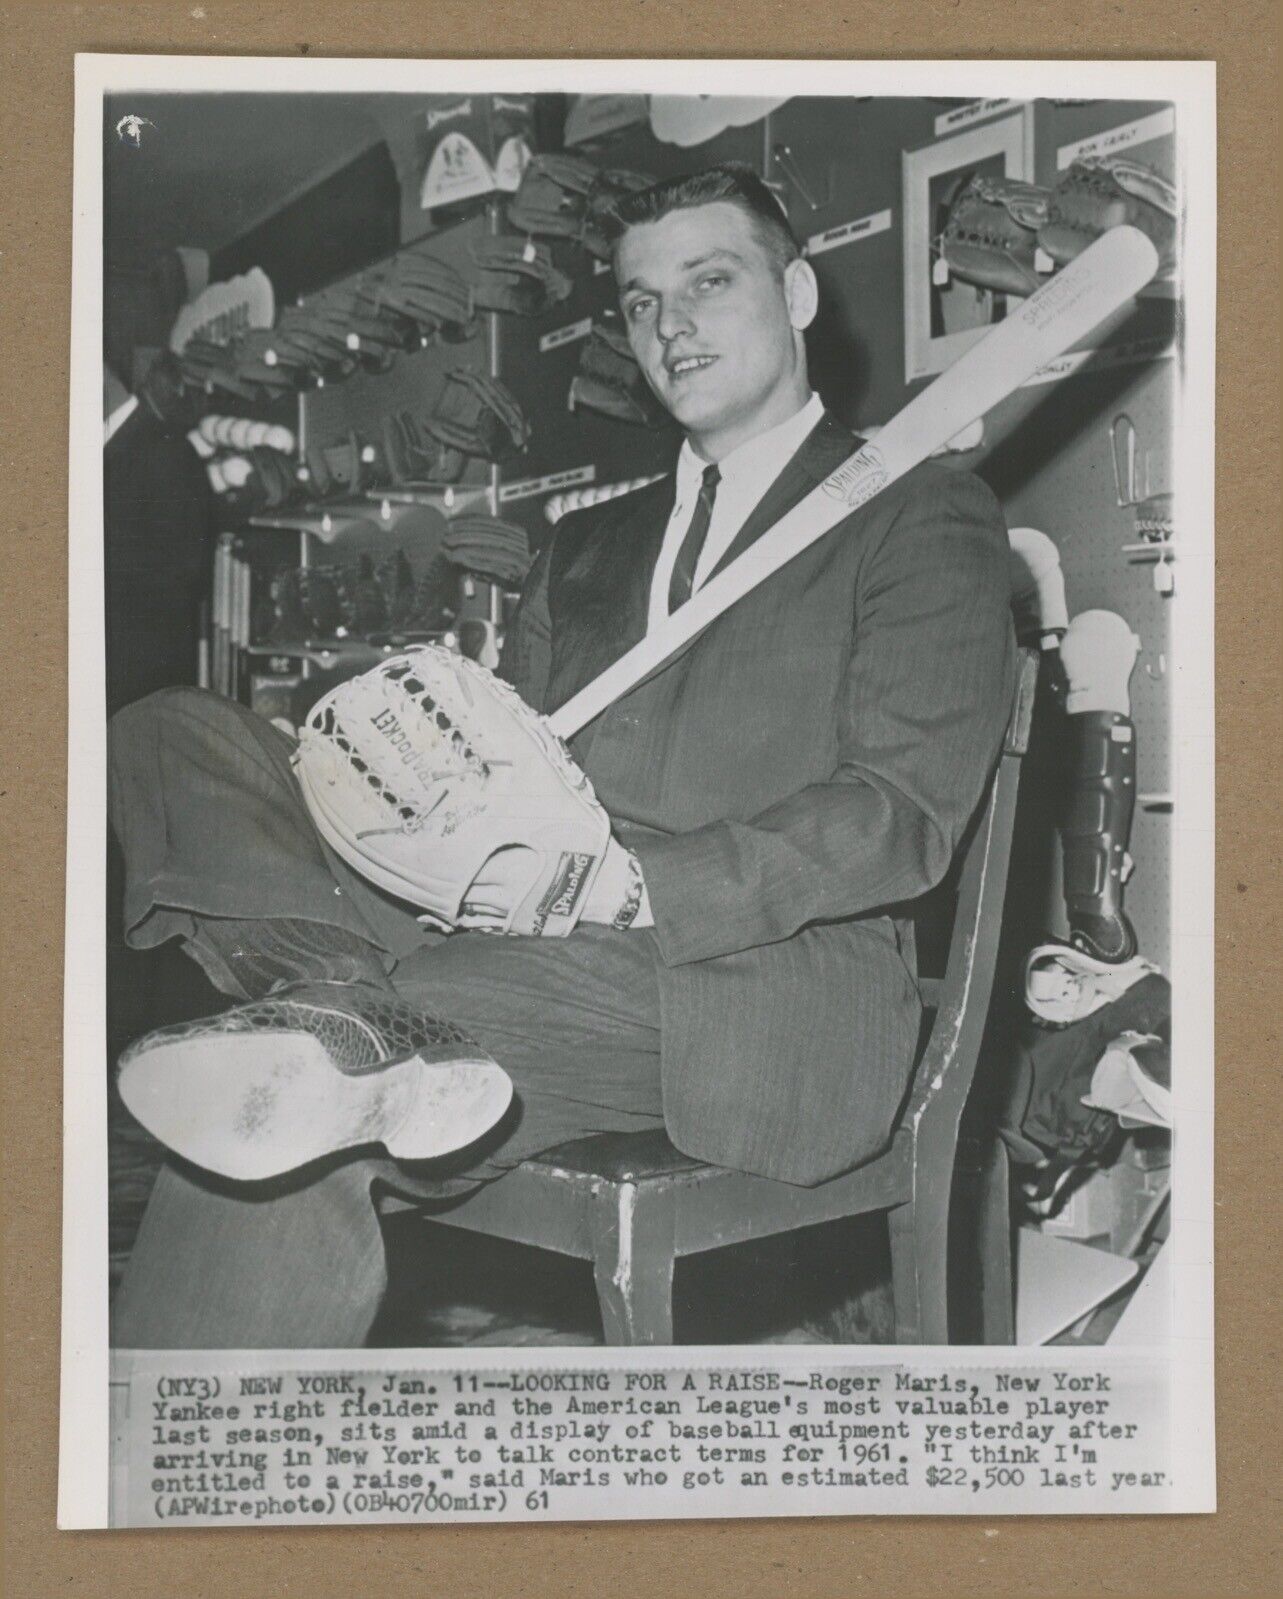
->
[547,225,1160,741]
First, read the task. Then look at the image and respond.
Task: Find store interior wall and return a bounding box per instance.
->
[102,90,1174,972]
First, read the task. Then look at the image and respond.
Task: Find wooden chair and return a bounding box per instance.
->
[424,650,1038,1345]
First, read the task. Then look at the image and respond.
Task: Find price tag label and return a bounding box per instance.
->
[539,317,594,354]
[500,465,597,503]
[933,98,1022,136]
[805,209,892,259]
[1057,109,1176,169]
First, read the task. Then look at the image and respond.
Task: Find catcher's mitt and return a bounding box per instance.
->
[1038,159,1177,276]
[569,322,669,428]
[442,513,532,586]
[292,645,612,936]
[470,237,574,316]
[940,175,1051,297]
[508,153,654,258]
[424,370,530,462]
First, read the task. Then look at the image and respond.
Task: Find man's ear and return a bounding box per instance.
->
[784,257,819,332]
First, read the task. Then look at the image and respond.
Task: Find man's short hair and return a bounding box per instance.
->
[602,162,802,278]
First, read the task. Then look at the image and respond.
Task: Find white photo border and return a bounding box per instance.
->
[61,55,1217,1529]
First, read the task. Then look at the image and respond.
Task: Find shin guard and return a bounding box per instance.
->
[1061,710,1138,963]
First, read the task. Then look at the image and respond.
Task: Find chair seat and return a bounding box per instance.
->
[526,1128,708,1184]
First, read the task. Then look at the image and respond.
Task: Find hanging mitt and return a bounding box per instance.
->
[423,370,530,463]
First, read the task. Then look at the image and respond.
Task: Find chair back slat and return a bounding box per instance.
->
[902,648,1038,1130]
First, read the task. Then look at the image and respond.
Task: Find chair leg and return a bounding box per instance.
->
[888,1184,951,1346]
[951,1131,1016,1344]
[974,1139,1015,1344]
[588,1181,676,1346]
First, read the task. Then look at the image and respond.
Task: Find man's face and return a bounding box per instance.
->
[616,200,815,458]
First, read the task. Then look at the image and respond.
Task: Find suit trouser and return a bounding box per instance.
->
[108,689,667,1348]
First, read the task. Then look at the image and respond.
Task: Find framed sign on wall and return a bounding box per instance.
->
[902,106,1035,380]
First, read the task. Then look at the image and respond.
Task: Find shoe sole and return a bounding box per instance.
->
[118,1030,513,1182]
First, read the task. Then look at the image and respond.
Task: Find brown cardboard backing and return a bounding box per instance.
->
[1,3,1277,1594]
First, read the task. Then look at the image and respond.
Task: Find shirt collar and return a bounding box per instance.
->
[675,392,825,498]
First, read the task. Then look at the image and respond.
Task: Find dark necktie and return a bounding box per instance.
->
[667,463,721,614]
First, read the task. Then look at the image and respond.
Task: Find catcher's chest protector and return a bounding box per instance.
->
[292,646,611,937]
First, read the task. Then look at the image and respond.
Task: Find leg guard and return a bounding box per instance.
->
[1061,710,1138,963]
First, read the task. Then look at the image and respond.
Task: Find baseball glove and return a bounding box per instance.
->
[232,330,319,393]
[442,513,532,586]
[940,175,1051,297]
[266,310,356,379]
[181,336,275,401]
[303,434,369,500]
[1038,159,1177,276]
[424,370,530,462]
[382,411,468,487]
[569,322,669,428]
[292,645,612,936]
[364,253,478,342]
[470,237,574,316]
[508,153,654,258]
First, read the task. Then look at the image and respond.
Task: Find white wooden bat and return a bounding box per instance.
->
[547,225,1160,741]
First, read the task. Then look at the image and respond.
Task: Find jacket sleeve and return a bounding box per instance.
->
[630,468,1017,967]
[496,538,554,712]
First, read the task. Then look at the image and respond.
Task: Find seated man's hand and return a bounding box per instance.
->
[579,836,653,930]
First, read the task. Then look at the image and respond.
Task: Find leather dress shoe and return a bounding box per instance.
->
[117,981,512,1182]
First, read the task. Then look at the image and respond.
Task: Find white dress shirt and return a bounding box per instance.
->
[646,391,825,634]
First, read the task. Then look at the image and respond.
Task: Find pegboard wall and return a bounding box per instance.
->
[237,91,1178,967]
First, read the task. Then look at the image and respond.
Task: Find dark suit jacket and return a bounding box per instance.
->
[499,411,1016,1185]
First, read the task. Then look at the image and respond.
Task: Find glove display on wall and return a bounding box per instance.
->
[508,153,653,258]
[441,513,532,587]
[469,237,574,316]
[1039,158,1177,278]
[569,322,670,428]
[361,252,477,343]
[940,175,1052,296]
[380,409,468,486]
[424,369,530,462]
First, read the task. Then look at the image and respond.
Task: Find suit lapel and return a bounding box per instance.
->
[706,410,859,582]
[546,474,676,707]
[545,410,862,722]
[619,411,862,696]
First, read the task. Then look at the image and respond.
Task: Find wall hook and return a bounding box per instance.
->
[1109,412,1152,508]
[771,144,831,211]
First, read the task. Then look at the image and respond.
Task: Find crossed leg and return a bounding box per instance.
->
[112,925,667,1349]
[108,688,670,1349]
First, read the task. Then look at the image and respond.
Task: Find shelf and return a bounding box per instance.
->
[244,632,447,667]
[248,496,461,547]
[364,483,494,514]
[249,502,382,538]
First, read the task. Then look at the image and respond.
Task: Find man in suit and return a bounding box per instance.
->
[108,164,1015,1347]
